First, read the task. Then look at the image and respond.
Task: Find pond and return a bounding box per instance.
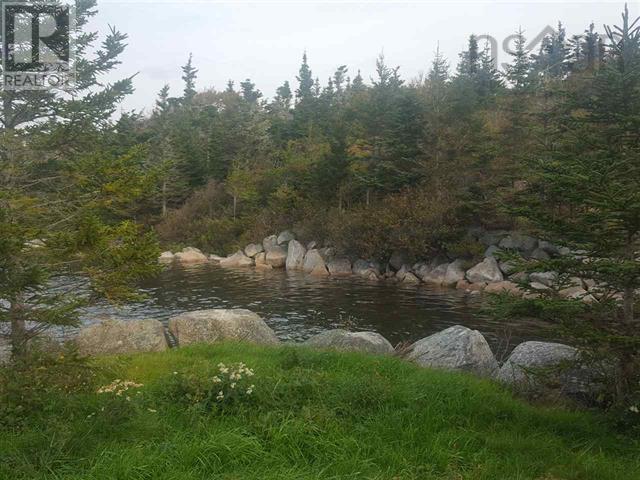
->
[81,264,556,356]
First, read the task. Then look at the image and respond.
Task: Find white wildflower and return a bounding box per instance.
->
[630,406,639,413]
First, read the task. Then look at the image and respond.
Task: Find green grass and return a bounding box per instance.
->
[1,343,638,480]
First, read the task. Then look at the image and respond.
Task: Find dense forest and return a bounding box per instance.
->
[134,18,608,260]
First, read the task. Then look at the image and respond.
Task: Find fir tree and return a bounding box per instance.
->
[457,35,480,77]
[274,81,293,110]
[351,70,365,91]
[295,52,315,103]
[505,28,533,90]
[427,44,449,86]
[181,53,198,104]
[333,65,349,93]
[240,79,262,104]
[154,84,171,116]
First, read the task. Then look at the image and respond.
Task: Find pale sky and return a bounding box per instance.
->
[88,1,634,113]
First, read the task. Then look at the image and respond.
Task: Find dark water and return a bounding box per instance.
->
[81,264,554,355]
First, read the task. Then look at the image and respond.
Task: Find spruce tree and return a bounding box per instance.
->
[505,28,533,90]
[351,70,365,91]
[295,52,314,103]
[457,35,480,77]
[427,45,449,86]
[181,53,198,104]
[0,0,160,360]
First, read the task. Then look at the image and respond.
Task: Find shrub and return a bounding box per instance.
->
[163,362,256,412]
[0,345,95,428]
[324,188,465,260]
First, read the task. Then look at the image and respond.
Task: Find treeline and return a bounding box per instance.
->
[115,20,608,258]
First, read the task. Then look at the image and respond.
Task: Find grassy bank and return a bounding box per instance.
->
[1,343,638,480]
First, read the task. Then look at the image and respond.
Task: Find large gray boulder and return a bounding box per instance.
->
[466,257,504,283]
[266,245,287,268]
[480,230,508,247]
[443,260,466,286]
[396,266,420,283]
[389,251,409,271]
[244,243,264,258]
[538,240,560,255]
[496,341,601,398]
[263,235,279,252]
[353,259,381,279]
[407,325,498,376]
[418,262,448,285]
[286,240,306,271]
[76,319,168,356]
[168,309,279,346]
[499,233,538,253]
[175,247,208,264]
[303,249,327,273]
[220,250,254,268]
[530,248,550,260]
[327,258,352,276]
[305,329,394,355]
[529,271,558,287]
[277,230,295,245]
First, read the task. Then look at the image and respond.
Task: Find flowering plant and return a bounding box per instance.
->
[96,379,143,399]
[90,379,153,422]
[211,362,255,405]
[166,361,256,411]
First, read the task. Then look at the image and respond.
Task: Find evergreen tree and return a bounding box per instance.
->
[274,81,293,110]
[476,42,503,99]
[333,65,349,94]
[181,53,198,104]
[351,70,365,91]
[154,84,171,115]
[295,52,315,104]
[532,22,570,78]
[427,45,449,86]
[240,79,262,104]
[505,28,533,90]
[494,6,640,405]
[457,35,480,77]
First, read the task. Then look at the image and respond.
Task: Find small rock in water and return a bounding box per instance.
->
[466,257,503,284]
[220,250,254,267]
[327,258,352,276]
[265,246,287,268]
[286,240,306,271]
[175,248,208,264]
[244,243,264,258]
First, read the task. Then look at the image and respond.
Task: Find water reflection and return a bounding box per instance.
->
[81,263,555,353]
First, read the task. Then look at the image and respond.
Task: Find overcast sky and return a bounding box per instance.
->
[88,1,632,113]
